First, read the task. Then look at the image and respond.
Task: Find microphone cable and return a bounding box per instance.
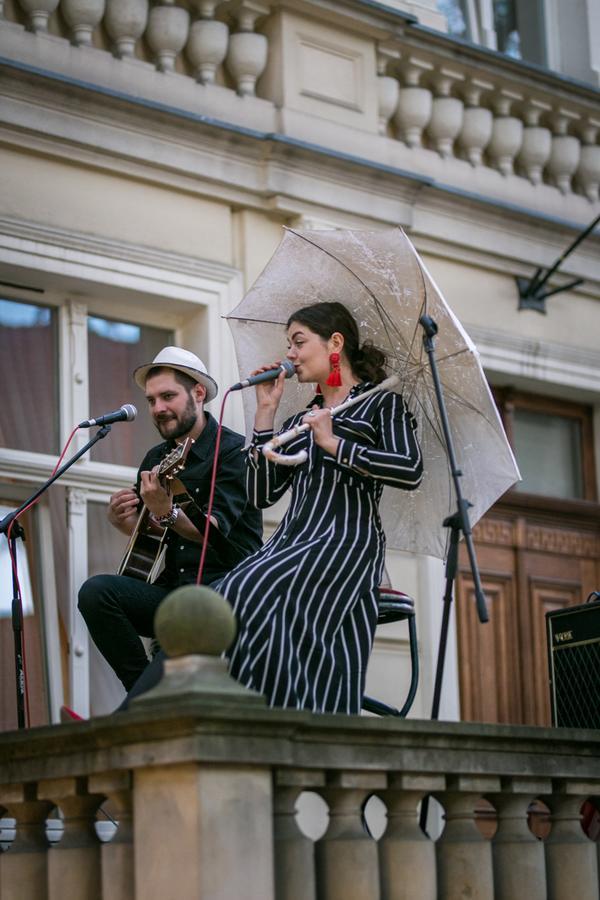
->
[196,388,232,586]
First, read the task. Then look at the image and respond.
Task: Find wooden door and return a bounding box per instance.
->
[455,391,600,727]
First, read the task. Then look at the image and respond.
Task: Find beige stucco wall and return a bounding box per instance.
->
[0,147,232,264]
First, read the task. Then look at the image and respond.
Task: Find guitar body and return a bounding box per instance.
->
[116,438,193,583]
[117,508,169,583]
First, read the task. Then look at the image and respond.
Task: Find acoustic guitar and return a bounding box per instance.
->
[117,438,193,583]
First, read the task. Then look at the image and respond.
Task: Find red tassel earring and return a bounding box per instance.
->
[326,352,342,387]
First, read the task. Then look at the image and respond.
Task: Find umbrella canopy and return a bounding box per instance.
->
[226,226,520,559]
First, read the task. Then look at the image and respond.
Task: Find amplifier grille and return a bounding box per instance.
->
[546,602,600,729]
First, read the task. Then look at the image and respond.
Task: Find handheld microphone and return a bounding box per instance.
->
[79,404,137,428]
[231,360,296,391]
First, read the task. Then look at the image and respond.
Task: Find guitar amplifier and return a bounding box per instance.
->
[546,600,600,728]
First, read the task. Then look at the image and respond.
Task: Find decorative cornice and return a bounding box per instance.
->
[466,323,600,396]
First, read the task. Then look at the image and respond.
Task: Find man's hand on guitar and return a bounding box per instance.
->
[108,488,140,535]
[139,466,172,518]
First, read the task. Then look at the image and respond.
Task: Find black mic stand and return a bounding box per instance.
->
[418,315,489,834]
[0,425,112,729]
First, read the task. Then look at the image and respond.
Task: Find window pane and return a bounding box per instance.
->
[88,317,173,467]
[87,498,129,576]
[513,409,583,500]
[437,0,468,38]
[494,0,521,58]
[0,299,58,454]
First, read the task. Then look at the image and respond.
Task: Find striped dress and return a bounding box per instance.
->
[214,383,423,714]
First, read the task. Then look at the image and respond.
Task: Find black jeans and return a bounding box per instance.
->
[78,574,170,691]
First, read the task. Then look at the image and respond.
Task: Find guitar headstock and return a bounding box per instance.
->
[158,437,194,482]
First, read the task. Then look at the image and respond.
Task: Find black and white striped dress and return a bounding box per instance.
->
[214,383,423,714]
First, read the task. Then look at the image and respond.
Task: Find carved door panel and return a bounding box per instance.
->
[456,509,600,726]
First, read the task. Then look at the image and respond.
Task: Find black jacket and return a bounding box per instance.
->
[137,413,262,587]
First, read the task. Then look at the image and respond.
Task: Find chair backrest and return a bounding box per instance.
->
[377,587,415,623]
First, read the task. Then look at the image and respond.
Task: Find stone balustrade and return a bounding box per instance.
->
[0,0,599,207]
[1,586,599,900]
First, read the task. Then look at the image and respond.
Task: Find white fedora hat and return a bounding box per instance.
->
[134,346,218,402]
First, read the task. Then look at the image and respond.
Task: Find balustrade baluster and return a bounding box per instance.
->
[376,47,399,136]
[146,0,190,73]
[427,69,464,159]
[0,785,53,900]
[60,0,105,46]
[547,111,581,194]
[187,0,229,84]
[544,784,599,900]
[225,0,269,96]
[37,777,104,900]
[488,91,524,176]
[104,0,148,59]
[315,771,385,900]
[378,774,442,900]
[489,779,549,900]
[273,770,322,900]
[393,59,433,148]
[87,772,133,900]
[436,777,499,900]
[517,101,552,185]
[458,80,493,166]
[576,121,600,201]
[17,0,59,33]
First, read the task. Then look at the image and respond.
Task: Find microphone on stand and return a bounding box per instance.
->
[79,404,137,428]
[230,360,296,391]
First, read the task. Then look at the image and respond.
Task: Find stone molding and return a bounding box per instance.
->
[466,323,600,396]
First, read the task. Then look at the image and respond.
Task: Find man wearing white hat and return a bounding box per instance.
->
[78,347,263,695]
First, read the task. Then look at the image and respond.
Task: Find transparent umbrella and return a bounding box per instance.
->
[226,226,520,559]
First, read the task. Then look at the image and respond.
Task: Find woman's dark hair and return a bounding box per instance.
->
[286,301,387,384]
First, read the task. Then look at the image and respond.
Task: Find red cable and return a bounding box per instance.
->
[196,389,232,585]
[6,425,80,726]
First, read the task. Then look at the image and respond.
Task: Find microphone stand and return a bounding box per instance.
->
[0,425,112,729]
[418,315,488,834]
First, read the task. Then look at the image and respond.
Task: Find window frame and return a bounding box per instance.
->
[494,388,598,504]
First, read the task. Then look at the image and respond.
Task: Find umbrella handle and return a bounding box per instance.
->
[261,375,399,466]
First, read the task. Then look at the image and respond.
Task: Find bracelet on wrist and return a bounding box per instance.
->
[151,504,179,528]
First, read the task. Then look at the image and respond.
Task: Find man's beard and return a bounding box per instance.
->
[154,394,198,440]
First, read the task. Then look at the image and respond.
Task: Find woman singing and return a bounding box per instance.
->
[215,301,423,714]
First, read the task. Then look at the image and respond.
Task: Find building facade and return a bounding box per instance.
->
[0,0,599,728]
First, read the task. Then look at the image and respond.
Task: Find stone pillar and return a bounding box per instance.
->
[273,769,323,900]
[378,774,442,900]
[37,777,104,900]
[544,785,599,900]
[490,780,549,900]
[315,771,385,900]
[132,585,272,900]
[87,772,133,900]
[436,777,499,900]
[0,785,53,900]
